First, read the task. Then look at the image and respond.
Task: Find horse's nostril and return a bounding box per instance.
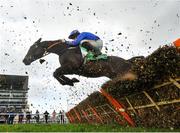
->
[23,59,26,63]
[23,58,29,65]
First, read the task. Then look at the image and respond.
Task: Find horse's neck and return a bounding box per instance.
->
[42,40,81,56]
[44,40,68,55]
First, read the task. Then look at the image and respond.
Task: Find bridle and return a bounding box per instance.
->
[26,41,66,63]
[42,41,76,57]
[42,41,62,57]
[35,40,76,59]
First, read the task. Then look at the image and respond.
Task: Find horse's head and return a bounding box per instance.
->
[23,38,45,65]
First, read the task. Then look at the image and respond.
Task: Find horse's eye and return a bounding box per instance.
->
[35,45,38,48]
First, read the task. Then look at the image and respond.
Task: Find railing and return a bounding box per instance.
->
[0,113,68,124]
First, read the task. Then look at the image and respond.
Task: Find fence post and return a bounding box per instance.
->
[88,105,103,124]
[66,112,72,123]
[100,89,135,127]
[73,108,81,123]
[65,112,69,123]
[69,111,74,123]
[81,109,91,123]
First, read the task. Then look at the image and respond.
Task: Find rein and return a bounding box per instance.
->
[43,41,62,57]
[47,42,60,50]
[42,41,74,57]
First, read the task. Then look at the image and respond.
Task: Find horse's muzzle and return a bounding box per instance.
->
[23,58,31,65]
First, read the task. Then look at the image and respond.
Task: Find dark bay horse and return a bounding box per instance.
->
[23,38,141,86]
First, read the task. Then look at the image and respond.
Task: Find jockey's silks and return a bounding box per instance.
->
[66,32,100,46]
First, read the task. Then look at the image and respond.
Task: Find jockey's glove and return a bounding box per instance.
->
[59,39,66,43]
[65,41,76,47]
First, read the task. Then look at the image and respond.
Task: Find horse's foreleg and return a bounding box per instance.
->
[59,75,74,86]
[53,71,68,85]
[53,67,75,86]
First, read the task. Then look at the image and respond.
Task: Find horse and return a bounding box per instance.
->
[23,38,143,86]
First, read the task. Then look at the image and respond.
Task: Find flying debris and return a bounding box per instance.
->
[177,13,179,18]
[4,53,9,56]
[118,32,122,35]
[109,39,114,42]
[39,59,46,64]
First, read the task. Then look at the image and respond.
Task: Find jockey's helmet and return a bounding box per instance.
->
[68,30,80,39]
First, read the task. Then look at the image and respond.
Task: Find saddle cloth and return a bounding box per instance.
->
[80,46,108,64]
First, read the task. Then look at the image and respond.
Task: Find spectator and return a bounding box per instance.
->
[8,111,15,124]
[4,110,9,124]
[18,112,24,123]
[35,110,40,123]
[58,110,65,124]
[58,110,62,124]
[52,110,56,123]
[14,114,19,124]
[62,110,65,124]
[26,111,31,124]
[44,111,49,124]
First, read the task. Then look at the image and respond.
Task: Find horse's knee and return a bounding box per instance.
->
[53,70,59,78]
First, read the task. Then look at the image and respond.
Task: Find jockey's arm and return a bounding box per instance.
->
[66,33,85,47]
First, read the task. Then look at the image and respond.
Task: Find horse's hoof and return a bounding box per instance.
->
[71,78,80,83]
[60,82,74,86]
[68,82,74,86]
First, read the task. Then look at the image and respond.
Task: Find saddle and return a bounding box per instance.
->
[80,46,108,64]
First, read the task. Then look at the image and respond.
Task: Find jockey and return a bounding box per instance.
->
[65,30,103,56]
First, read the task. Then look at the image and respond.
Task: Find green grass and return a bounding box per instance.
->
[0,123,179,132]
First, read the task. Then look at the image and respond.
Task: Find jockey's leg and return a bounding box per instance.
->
[81,39,103,56]
[94,39,103,56]
[81,42,94,51]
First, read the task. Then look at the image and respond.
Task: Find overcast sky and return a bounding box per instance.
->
[0,0,180,114]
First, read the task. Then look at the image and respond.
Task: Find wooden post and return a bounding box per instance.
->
[125,96,137,115]
[66,112,72,123]
[73,108,81,123]
[143,91,160,111]
[169,78,180,89]
[100,89,135,127]
[68,112,74,123]
[106,104,125,125]
[88,105,103,123]
[127,98,180,110]
[81,109,91,123]
[99,106,111,119]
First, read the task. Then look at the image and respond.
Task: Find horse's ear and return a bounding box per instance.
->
[36,38,42,43]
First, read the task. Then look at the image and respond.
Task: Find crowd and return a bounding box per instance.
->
[0,109,67,124]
